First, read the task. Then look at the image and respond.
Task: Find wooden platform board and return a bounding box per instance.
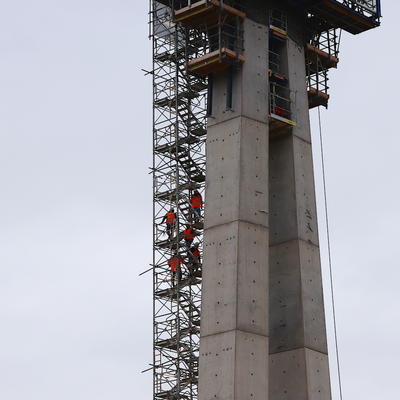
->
[174,0,246,28]
[305,43,339,70]
[268,69,287,84]
[269,25,288,41]
[269,114,296,139]
[311,0,379,35]
[187,48,244,76]
[308,88,330,109]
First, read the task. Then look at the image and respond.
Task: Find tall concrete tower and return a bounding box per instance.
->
[150,2,381,400]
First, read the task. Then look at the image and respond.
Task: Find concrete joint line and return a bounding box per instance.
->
[270,345,329,357]
[208,114,269,128]
[205,219,269,232]
[201,328,269,340]
[269,237,319,249]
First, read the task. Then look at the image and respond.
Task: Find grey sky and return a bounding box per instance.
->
[0,1,398,399]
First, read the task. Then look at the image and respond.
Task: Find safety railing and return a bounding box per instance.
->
[269,82,294,122]
[172,0,245,12]
[309,28,339,58]
[269,50,282,75]
[269,8,288,32]
[342,0,380,17]
[187,19,244,61]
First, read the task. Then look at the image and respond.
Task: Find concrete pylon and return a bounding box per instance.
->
[198,18,270,400]
[269,33,332,400]
[198,7,332,400]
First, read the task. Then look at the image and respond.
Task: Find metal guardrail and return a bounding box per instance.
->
[172,0,244,12]
[342,0,380,16]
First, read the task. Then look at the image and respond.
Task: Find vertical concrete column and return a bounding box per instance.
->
[198,19,270,400]
[269,37,332,400]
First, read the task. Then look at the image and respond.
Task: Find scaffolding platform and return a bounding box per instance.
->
[157,390,190,400]
[155,189,184,201]
[155,136,200,154]
[305,43,339,70]
[191,173,205,183]
[308,0,380,34]
[308,87,330,109]
[192,221,204,229]
[156,327,200,350]
[155,238,179,249]
[155,143,186,154]
[155,277,202,299]
[269,114,296,138]
[174,0,246,28]
[188,48,244,76]
[156,181,201,202]
[190,125,207,137]
[157,389,191,400]
[154,45,199,63]
[191,270,202,278]
[268,69,287,84]
[155,90,200,109]
[269,25,288,41]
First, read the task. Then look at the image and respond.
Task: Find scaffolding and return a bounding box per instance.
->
[306,0,381,34]
[268,10,297,136]
[174,0,245,77]
[150,1,207,399]
[306,27,340,108]
[149,2,247,399]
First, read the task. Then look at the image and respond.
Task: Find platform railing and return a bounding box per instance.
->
[269,50,282,75]
[172,0,245,12]
[187,20,244,61]
[269,82,294,122]
[340,0,380,18]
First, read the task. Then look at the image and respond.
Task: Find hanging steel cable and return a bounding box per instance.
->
[318,107,344,400]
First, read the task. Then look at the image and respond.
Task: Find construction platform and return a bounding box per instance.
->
[174,0,245,28]
[188,48,244,76]
[307,0,380,34]
[269,25,288,41]
[308,87,330,109]
[269,114,297,138]
[305,43,339,70]
[269,69,287,84]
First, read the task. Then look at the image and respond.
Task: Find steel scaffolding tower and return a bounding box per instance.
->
[150,2,207,399]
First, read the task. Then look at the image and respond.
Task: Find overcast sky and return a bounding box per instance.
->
[0,1,399,399]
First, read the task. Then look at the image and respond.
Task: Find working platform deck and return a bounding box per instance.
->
[308,87,330,109]
[155,286,200,301]
[269,69,287,84]
[269,114,296,138]
[174,0,245,28]
[269,25,288,41]
[309,0,380,34]
[305,43,339,70]
[188,48,244,76]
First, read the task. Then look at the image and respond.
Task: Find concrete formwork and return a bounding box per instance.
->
[198,19,270,400]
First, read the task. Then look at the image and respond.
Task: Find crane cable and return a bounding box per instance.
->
[317,107,344,400]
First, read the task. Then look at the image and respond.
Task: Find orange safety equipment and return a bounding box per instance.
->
[168,256,183,272]
[190,194,203,209]
[184,227,195,240]
[166,212,176,225]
